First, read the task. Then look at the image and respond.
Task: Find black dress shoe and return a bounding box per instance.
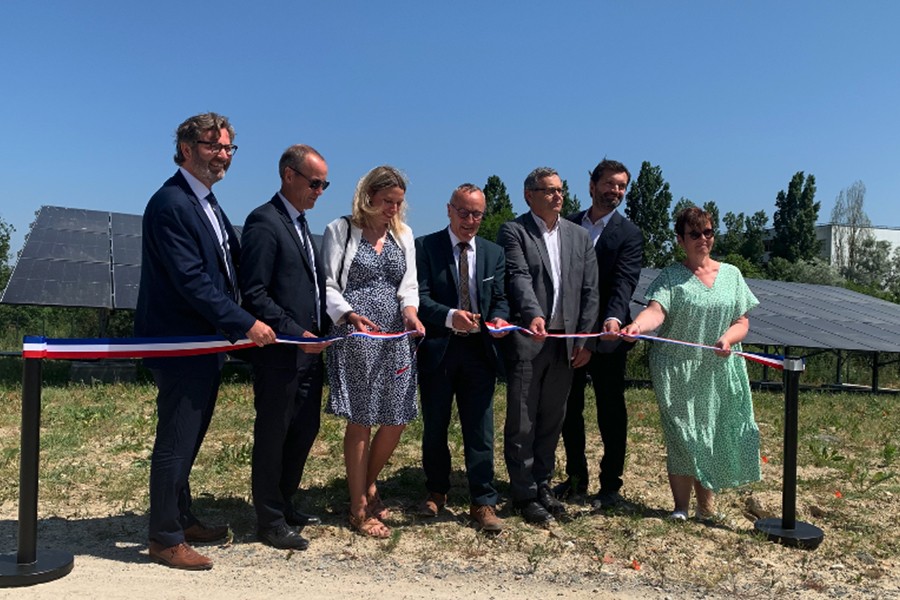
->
[591,491,629,512]
[258,524,309,550]
[285,508,321,528]
[538,484,567,516]
[550,478,588,500]
[513,500,553,525]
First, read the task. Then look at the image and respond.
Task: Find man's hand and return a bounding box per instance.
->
[598,318,621,340]
[299,330,333,354]
[571,346,592,368]
[489,317,512,338]
[451,310,480,332]
[528,316,547,340]
[246,320,276,346]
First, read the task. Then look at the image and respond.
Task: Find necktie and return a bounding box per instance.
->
[297,213,321,328]
[206,193,237,294]
[296,213,313,265]
[458,242,471,312]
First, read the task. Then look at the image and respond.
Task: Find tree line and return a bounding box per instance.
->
[481,165,900,303]
[0,166,897,349]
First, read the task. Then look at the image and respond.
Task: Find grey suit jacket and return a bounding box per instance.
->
[498,212,599,361]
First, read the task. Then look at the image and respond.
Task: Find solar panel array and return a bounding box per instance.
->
[3,207,900,353]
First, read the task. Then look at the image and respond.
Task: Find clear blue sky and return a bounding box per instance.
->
[2,1,899,258]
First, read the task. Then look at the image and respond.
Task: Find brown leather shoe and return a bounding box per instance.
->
[470,504,504,532]
[417,492,447,517]
[148,541,213,570]
[183,522,229,544]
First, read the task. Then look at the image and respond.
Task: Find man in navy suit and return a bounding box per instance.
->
[498,167,599,525]
[240,145,331,550]
[135,113,275,570]
[554,159,643,512]
[415,183,511,532]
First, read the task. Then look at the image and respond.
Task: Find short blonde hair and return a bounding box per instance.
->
[351,165,409,235]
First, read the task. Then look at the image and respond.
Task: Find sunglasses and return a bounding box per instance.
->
[686,229,714,240]
[289,166,330,190]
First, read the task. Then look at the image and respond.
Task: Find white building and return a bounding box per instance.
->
[764,224,900,265]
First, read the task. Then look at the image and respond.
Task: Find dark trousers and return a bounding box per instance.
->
[251,360,323,529]
[149,368,221,547]
[420,335,498,506]
[560,350,628,493]
[504,338,574,502]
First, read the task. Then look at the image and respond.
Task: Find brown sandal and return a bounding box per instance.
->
[366,490,391,521]
[349,513,391,539]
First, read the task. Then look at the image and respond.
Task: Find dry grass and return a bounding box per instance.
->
[0,363,898,598]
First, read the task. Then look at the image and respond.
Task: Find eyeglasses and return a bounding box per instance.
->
[195,141,238,156]
[686,229,714,240]
[448,203,484,221]
[289,166,330,190]
[531,187,564,196]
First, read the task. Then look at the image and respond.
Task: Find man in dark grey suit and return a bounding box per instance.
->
[240,145,331,550]
[554,159,644,511]
[415,183,511,532]
[498,167,599,525]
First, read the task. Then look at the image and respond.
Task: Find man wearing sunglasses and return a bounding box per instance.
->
[414,183,511,532]
[555,159,643,512]
[239,145,331,551]
[136,113,276,570]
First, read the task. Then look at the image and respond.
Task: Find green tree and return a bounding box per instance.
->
[0,215,12,290]
[766,257,842,286]
[830,180,871,277]
[717,210,768,265]
[561,179,581,217]
[772,171,820,262]
[625,161,674,268]
[480,175,515,243]
[849,237,892,289]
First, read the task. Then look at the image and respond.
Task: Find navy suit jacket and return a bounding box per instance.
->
[239,195,330,369]
[415,229,509,374]
[134,170,255,373]
[566,209,643,353]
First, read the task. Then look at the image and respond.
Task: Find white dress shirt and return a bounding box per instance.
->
[531,212,564,330]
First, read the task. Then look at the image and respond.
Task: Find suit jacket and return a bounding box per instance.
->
[415,229,509,374]
[567,209,643,353]
[239,195,330,369]
[498,213,600,361]
[134,170,254,373]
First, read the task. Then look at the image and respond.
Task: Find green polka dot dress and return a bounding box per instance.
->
[646,262,761,492]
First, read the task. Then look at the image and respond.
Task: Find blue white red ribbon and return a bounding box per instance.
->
[21,330,417,360]
[483,323,785,370]
[21,327,784,370]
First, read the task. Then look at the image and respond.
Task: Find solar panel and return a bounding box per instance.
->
[4,207,900,355]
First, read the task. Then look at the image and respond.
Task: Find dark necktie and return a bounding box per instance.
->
[296,213,313,265]
[206,193,238,295]
[297,213,320,328]
[458,242,471,312]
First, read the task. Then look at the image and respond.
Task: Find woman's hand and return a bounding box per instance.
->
[619,322,642,343]
[347,312,380,332]
[713,338,732,357]
[402,307,425,337]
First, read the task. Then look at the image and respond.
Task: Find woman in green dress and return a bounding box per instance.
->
[621,207,761,521]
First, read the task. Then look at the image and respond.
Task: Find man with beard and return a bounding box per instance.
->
[553,159,643,511]
[136,113,276,570]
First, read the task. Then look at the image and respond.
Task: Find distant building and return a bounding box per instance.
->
[763,224,900,265]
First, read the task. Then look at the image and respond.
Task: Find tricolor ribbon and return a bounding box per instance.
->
[483,324,786,370]
[21,330,418,360]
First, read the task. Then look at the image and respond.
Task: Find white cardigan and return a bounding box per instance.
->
[321,216,419,324]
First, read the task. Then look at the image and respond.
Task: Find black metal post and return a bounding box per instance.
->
[0,357,74,587]
[754,357,824,549]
